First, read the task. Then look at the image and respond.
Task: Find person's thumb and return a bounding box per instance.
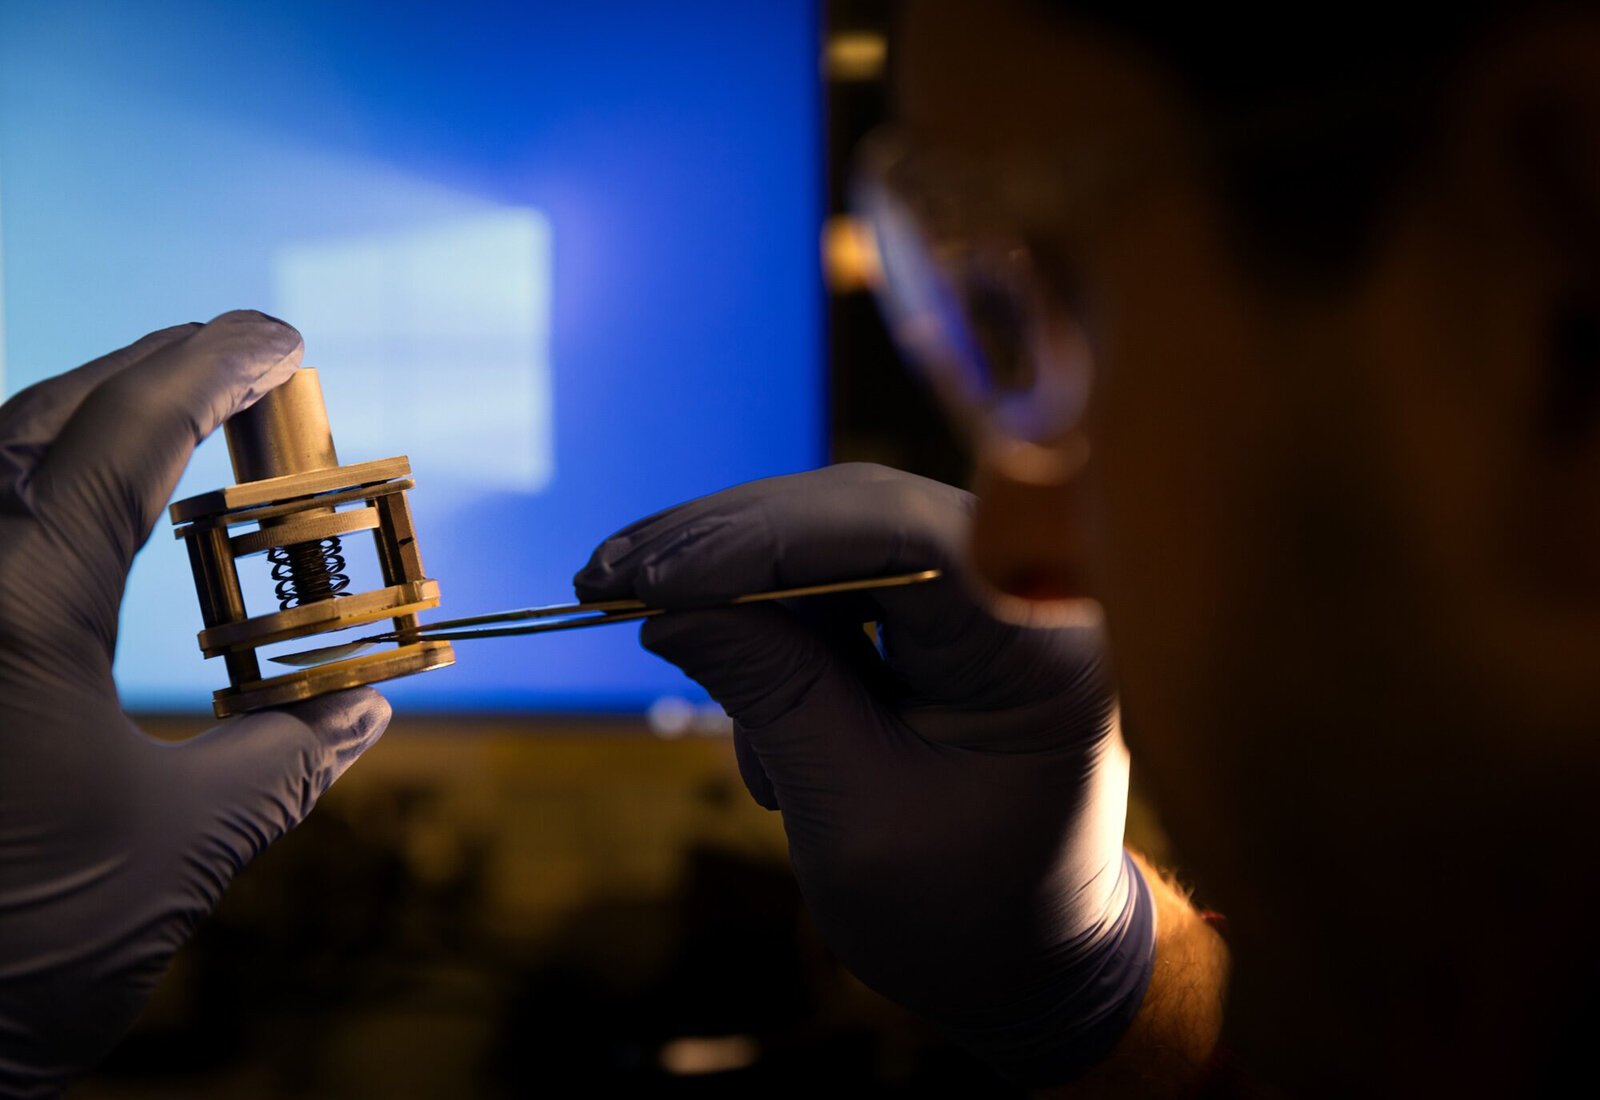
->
[162,688,391,904]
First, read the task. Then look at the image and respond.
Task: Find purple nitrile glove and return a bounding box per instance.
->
[0,312,391,1098]
[574,463,1153,1086]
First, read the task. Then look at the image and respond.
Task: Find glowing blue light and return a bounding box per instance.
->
[0,0,822,713]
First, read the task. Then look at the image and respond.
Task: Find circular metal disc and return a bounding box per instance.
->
[211,641,455,718]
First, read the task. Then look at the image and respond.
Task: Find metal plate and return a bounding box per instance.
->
[211,640,455,718]
[229,506,381,558]
[173,478,414,537]
[169,456,412,524]
[198,580,441,656]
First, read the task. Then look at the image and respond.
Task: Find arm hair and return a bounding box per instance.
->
[1035,850,1230,1099]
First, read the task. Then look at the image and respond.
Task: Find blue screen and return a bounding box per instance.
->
[0,0,823,713]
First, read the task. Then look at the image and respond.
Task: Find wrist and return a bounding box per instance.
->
[1041,853,1232,1099]
[929,850,1158,1088]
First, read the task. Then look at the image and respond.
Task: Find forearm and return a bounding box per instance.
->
[1036,851,1229,1099]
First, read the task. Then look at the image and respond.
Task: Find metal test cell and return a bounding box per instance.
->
[170,368,454,718]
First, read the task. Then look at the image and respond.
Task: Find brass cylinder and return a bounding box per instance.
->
[225,368,339,483]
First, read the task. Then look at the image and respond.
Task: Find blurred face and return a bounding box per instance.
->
[895,0,1345,915]
[895,0,1600,1060]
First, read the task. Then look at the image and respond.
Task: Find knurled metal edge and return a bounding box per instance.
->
[211,641,455,718]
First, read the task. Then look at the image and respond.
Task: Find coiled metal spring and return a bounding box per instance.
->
[268,537,351,610]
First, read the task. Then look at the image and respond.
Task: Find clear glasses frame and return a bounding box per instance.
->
[848,128,1099,486]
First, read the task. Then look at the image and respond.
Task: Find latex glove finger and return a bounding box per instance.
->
[575,463,969,607]
[0,324,200,506]
[636,606,1038,825]
[0,689,392,1092]
[578,464,1096,714]
[717,598,889,812]
[30,311,302,648]
[641,605,896,780]
[572,464,978,671]
[158,688,391,913]
[651,595,1109,760]
[732,727,778,810]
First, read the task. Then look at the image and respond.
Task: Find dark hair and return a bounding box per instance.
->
[1031,3,1517,286]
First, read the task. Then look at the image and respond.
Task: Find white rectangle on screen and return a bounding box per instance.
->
[273,209,553,492]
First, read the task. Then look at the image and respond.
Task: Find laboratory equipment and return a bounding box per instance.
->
[269,569,942,666]
[170,367,454,717]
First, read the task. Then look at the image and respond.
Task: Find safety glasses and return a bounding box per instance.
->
[849,129,1097,484]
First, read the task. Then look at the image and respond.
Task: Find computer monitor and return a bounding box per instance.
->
[0,0,823,714]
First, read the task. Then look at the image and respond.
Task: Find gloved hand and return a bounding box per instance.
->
[0,312,391,1098]
[575,463,1154,1086]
